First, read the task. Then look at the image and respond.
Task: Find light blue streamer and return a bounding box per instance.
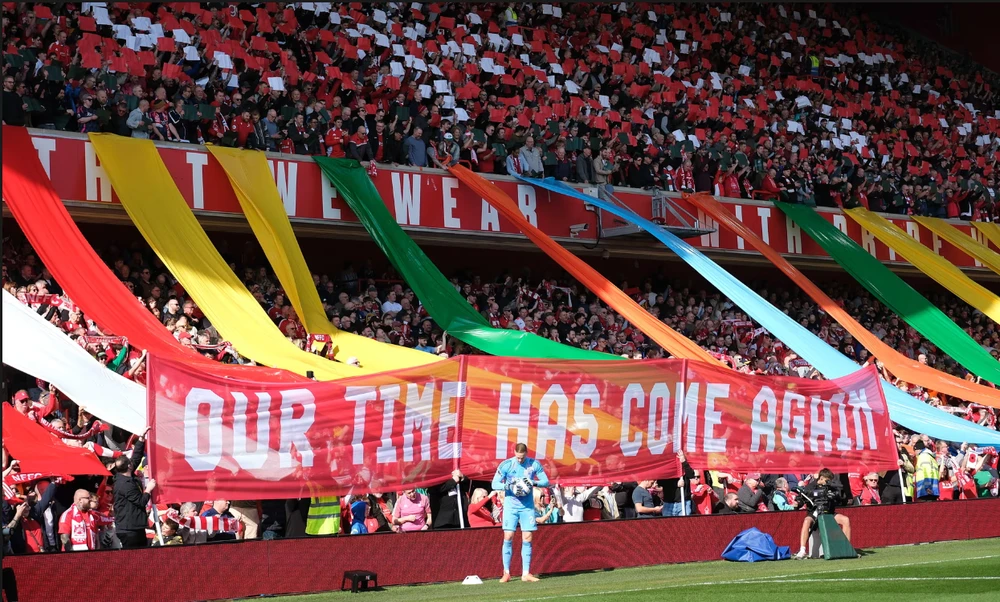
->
[517,176,1000,445]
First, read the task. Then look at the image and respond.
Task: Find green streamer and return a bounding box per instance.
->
[314,157,615,361]
[776,202,1000,382]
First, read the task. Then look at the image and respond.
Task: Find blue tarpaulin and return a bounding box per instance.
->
[721,528,791,562]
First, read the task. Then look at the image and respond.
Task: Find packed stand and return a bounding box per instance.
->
[4,226,999,552]
[3,3,1000,219]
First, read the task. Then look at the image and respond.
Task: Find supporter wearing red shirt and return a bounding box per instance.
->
[325,117,347,158]
[278,307,307,339]
[689,474,718,515]
[58,489,112,551]
[675,160,695,192]
[467,489,499,528]
[716,166,742,198]
[47,31,71,66]
[233,107,255,148]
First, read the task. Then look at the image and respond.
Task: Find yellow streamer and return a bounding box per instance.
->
[846,208,1000,325]
[912,217,1000,276]
[206,146,439,372]
[89,134,357,380]
[973,222,1000,262]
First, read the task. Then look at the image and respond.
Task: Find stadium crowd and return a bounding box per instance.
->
[3,3,1000,218]
[3,225,998,551]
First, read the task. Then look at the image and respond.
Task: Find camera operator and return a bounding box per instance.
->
[792,468,852,559]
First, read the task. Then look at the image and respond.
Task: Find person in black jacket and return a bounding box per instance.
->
[657,451,695,516]
[112,428,155,548]
[432,470,469,530]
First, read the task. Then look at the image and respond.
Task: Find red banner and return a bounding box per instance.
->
[19,129,996,270]
[148,355,897,502]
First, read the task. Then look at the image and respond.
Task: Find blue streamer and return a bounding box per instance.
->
[517,176,1000,445]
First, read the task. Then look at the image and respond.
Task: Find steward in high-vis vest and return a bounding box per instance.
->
[305,484,341,536]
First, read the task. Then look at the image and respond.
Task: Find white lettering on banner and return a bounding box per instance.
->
[481,199,500,231]
[835,399,853,451]
[781,392,807,452]
[496,383,531,458]
[320,174,342,219]
[703,384,728,452]
[183,388,225,471]
[757,207,772,246]
[905,220,920,241]
[84,142,113,202]
[786,216,803,254]
[267,160,298,216]
[570,384,599,459]
[346,386,377,465]
[809,396,834,452]
[438,382,464,459]
[232,392,270,470]
[752,388,874,452]
[848,388,878,449]
[620,383,645,457]
[401,383,434,461]
[376,384,400,463]
[646,382,672,455]
[516,184,538,226]
[391,172,421,225]
[932,233,942,255]
[860,227,877,257]
[536,385,569,459]
[278,389,315,468]
[441,177,462,228]
[680,382,701,452]
[832,214,848,235]
[699,211,720,247]
[186,152,208,210]
[733,206,745,250]
[750,387,778,452]
[31,136,56,178]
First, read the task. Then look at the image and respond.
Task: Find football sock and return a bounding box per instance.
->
[502,540,513,573]
[522,540,533,575]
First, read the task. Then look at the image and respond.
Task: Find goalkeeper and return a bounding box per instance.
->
[491,442,550,582]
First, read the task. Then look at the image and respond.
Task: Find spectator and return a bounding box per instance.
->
[737,474,764,513]
[58,489,108,552]
[631,479,662,517]
[202,500,237,542]
[689,473,719,515]
[431,132,460,169]
[112,429,154,548]
[2,74,26,126]
[468,489,499,528]
[576,147,596,184]
[859,473,882,505]
[392,488,431,532]
[126,99,151,139]
[518,136,544,178]
[555,486,600,523]
[404,126,428,167]
[717,492,741,514]
[769,477,797,511]
[433,470,468,530]
[348,125,374,162]
[75,94,99,134]
[286,113,309,155]
[660,451,695,517]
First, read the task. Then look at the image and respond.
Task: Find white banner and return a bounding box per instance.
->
[2,291,146,432]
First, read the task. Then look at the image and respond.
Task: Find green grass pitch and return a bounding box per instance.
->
[262,537,1000,601]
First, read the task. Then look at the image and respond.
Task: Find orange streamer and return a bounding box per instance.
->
[449,165,719,365]
[688,193,1000,407]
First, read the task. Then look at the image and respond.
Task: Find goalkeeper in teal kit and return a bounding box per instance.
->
[491,442,550,582]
